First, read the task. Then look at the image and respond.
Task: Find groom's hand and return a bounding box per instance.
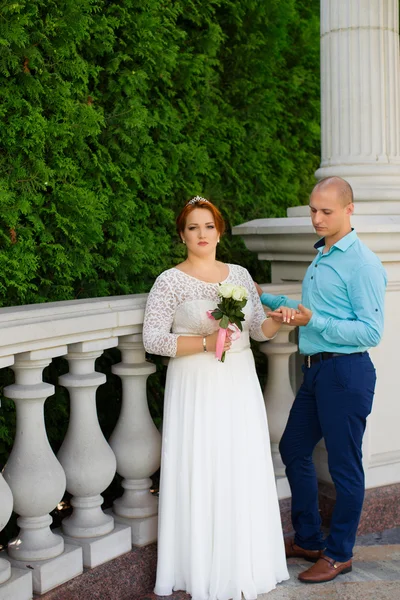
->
[267,304,312,326]
[294,304,312,326]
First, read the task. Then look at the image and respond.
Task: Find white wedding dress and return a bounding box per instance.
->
[143,264,289,600]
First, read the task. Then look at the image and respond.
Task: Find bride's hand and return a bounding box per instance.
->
[267,306,299,325]
[206,330,232,353]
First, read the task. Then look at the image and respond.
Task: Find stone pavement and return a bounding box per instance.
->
[261,529,400,600]
[39,528,400,599]
[263,545,400,600]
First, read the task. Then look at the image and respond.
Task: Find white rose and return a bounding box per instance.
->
[218,284,235,298]
[232,286,248,301]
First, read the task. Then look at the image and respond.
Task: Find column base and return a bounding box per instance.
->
[0,566,32,600]
[4,544,82,596]
[276,475,291,500]
[271,444,286,478]
[106,508,158,547]
[276,477,292,535]
[59,523,131,568]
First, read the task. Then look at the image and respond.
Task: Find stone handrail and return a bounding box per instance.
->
[0,294,148,358]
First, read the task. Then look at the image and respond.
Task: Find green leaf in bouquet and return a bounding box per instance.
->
[211,309,223,320]
[220,315,230,329]
[233,319,243,331]
[233,316,244,329]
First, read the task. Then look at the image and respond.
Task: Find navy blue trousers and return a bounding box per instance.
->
[279,352,376,562]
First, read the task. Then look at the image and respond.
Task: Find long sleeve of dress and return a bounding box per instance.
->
[143,272,180,357]
[243,269,274,342]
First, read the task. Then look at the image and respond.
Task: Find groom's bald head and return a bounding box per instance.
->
[311,176,354,207]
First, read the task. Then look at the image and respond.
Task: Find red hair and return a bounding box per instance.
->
[176,198,225,237]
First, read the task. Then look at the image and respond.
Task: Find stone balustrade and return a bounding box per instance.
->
[0,286,299,598]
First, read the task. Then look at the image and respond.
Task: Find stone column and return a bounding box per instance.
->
[233,0,400,511]
[57,339,131,568]
[2,349,82,595]
[316,0,400,201]
[259,325,298,498]
[109,334,161,546]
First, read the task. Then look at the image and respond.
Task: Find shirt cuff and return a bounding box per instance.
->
[260,293,275,307]
[307,313,327,333]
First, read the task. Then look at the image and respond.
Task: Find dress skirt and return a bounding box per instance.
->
[154,347,289,600]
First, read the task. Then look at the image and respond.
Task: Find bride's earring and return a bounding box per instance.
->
[182,239,186,244]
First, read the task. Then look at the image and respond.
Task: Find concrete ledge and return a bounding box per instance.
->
[318,481,400,534]
[278,481,400,537]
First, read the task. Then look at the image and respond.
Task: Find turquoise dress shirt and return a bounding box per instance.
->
[260,230,387,355]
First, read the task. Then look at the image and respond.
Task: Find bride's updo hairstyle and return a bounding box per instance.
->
[176,196,226,237]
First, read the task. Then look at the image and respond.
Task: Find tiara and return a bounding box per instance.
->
[187,196,210,205]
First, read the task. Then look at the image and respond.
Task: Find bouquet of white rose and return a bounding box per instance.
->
[208,284,249,362]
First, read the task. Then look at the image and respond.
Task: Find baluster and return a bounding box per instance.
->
[259,325,298,497]
[0,357,14,588]
[0,470,33,599]
[57,339,131,568]
[2,349,82,595]
[109,334,161,546]
[0,473,13,586]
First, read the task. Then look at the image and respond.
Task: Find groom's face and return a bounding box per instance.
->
[309,187,354,240]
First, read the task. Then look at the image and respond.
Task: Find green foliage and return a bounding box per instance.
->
[0,0,320,307]
[0,0,321,481]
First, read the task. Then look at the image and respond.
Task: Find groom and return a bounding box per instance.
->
[259,176,387,583]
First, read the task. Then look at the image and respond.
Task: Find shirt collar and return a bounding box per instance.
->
[314,229,357,253]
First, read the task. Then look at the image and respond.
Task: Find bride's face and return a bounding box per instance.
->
[182,208,220,257]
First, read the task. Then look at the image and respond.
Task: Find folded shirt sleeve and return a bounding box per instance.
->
[260,292,300,311]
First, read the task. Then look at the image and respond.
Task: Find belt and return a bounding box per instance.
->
[304,351,366,368]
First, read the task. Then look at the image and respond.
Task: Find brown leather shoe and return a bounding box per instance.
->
[284,537,323,563]
[298,554,352,583]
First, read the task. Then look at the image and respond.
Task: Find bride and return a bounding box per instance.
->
[143,197,289,600]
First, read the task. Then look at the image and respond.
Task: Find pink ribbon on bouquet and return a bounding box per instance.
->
[207,311,241,361]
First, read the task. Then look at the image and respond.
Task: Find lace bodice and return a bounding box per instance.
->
[143,264,270,357]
